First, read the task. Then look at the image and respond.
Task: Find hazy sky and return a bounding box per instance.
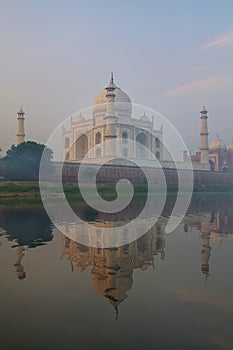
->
[1,0,233,154]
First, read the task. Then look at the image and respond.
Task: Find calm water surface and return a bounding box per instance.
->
[0,195,233,350]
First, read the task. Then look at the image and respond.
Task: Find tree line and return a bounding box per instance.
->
[0,141,54,181]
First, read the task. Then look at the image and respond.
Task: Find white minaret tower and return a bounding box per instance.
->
[104,73,118,156]
[200,105,209,165]
[17,107,25,145]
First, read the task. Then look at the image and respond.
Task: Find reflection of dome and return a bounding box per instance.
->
[92,74,132,119]
[227,140,233,151]
[209,136,226,150]
[140,112,150,122]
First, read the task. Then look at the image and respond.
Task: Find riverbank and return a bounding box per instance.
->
[1,181,233,200]
[0,181,148,200]
[0,182,40,197]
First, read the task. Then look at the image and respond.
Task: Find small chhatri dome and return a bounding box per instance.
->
[200,105,207,113]
[76,113,85,123]
[93,73,132,119]
[209,135,226,150]
[227,140,233,151]
[140,112,150,122]
[18,106,25,115]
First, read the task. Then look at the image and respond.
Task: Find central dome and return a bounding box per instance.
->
[92,74,132,120]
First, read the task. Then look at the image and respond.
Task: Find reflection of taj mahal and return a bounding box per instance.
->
[62,222,165,318]
[1,206,233,317]
[61,210,233,316]
[62,73,163,162]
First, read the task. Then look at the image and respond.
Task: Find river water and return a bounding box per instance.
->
[0,195,233,350]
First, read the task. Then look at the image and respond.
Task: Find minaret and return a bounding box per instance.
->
[200,105,209,165]
[104,73,118,156]
[17,107,25,145]
[183,150,188,162]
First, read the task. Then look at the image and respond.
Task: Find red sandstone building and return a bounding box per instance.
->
[191,136,233,172]
[189,106,233,172]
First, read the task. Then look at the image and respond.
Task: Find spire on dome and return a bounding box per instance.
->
[93,74,132,119]
[110,72,114,84]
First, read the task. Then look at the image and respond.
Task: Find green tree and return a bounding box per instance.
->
[4,141,54,180]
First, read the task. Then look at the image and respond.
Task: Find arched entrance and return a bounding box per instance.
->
[122,132,128,144]
[209,159,215,172]
[136,132,147,158]
[76,134,88,159]
[95,132,101,145]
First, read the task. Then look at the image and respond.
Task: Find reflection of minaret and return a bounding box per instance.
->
[17,107,25,145]
[200,214,211,281]
[200,105,209,166]
[14,246,26,280]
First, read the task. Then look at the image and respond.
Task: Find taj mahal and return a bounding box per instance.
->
[15,73,233,173]
[62,73,163,163]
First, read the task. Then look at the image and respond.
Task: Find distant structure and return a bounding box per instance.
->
[17,107,25,145]
[191,106,233,172]
[62,73,163,161]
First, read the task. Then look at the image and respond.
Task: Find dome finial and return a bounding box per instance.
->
[110,72,114,84]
